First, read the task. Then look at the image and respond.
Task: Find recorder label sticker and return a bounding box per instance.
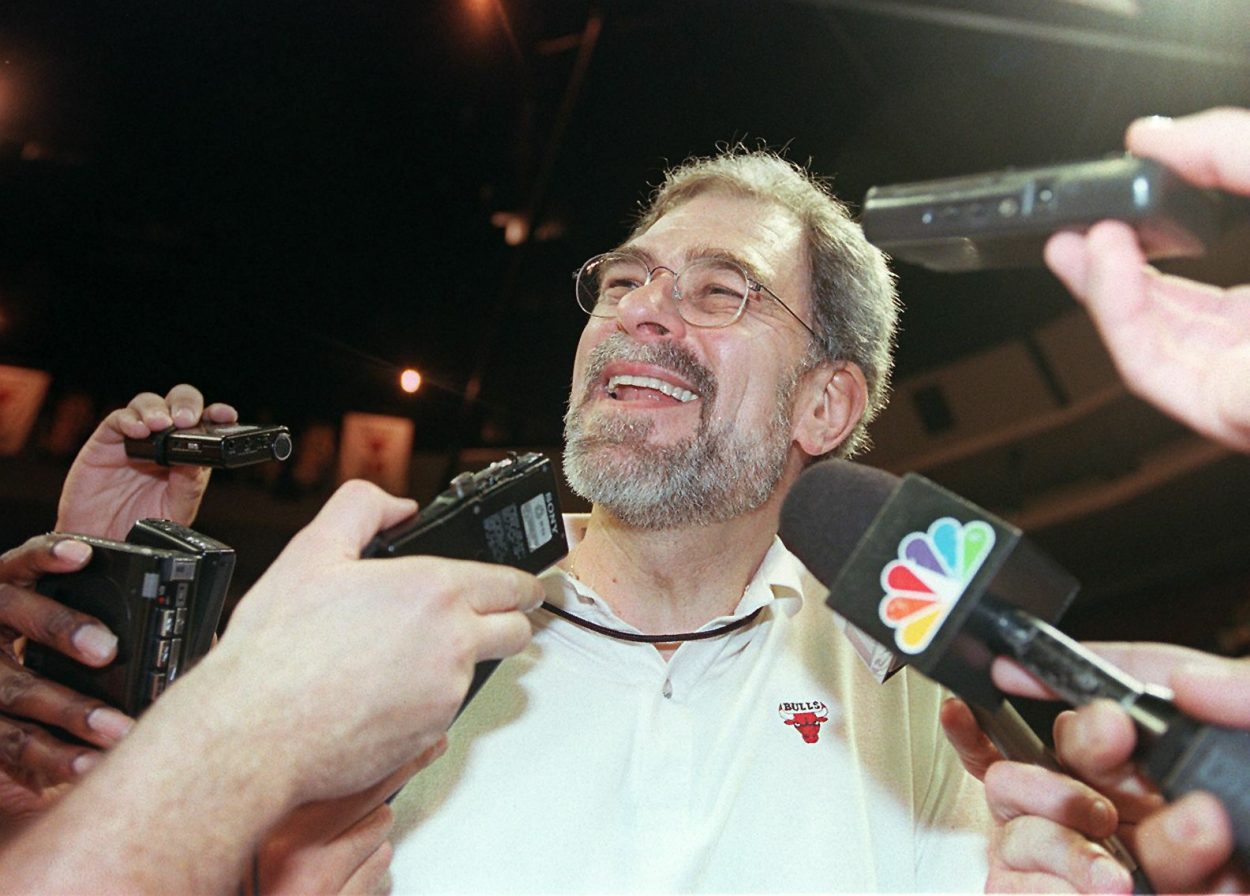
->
[520,494,553,550]
[484,506,526,562]
[878,517,995,655]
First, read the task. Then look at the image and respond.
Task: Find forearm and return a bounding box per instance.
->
[0,649,301,895]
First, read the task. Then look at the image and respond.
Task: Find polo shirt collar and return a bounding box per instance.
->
[546,514,805,631]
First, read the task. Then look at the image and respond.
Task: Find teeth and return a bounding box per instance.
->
[607,374,697,402]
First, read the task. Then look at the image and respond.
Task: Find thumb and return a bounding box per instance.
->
[1127,109,1250,194]
[293,480,418,560]
[0,535,94,584]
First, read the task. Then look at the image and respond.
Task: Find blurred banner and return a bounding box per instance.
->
[338,411,414,496]
[0,365,51,456]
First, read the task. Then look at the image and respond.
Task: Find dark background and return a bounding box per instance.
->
[2,0,1250,649]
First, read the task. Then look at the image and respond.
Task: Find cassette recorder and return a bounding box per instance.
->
[363,452,567,712]
[364,452,565,570]
[126,519,236,671]
[26,523,235,717]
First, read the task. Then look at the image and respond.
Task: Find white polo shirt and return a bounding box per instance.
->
[388,527,991,893]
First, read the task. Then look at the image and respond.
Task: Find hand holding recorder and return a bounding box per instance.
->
[1032,109,1250,890]
[1044,107,1250,453]
[991,645,1250,893]
[1,480,544,893]
[0,534,133,819]
[0,386,234,818]
[56,384,238,541]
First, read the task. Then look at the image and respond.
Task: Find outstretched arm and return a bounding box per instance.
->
[0,480,543,894]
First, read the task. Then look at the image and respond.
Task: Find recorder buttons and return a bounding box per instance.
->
[158,609,177,638]
[168,638,183,681]
[450,472,477,499]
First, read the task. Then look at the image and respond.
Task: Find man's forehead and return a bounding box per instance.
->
[610,241,765,278]
[624,193,806,283]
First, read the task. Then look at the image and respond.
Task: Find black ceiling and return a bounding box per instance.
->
[2,0,1248,451]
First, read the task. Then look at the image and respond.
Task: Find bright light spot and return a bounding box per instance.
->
[490,210,530,246]
[465,0,494,26]
[505,218,528,246]
[400,368,422,394]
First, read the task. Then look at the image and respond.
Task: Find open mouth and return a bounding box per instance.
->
[606,373,699,404]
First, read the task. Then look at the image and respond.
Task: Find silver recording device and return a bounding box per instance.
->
[861,155,1241,272]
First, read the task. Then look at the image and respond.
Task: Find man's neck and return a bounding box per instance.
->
[565,497,783,635]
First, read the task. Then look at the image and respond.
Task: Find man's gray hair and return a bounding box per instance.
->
[629,148,899,458]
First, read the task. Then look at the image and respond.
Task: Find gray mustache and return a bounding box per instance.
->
[580,334,718,403]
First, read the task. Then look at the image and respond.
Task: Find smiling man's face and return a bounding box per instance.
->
[563,191,818,529]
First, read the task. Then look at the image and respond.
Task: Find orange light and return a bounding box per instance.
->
[400,368,422,394]
[465,0,493,25]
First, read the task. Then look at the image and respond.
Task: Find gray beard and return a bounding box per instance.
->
[563,336,800,530]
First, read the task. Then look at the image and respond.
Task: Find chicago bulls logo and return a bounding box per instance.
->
[778,701,828,743]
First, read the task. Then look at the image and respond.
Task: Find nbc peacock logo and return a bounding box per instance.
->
[878,518,996,655]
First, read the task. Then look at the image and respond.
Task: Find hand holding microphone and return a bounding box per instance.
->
[779,459,1250,891]
[992,642,1250,893]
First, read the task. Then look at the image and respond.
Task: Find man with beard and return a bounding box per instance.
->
[386,149,993,892]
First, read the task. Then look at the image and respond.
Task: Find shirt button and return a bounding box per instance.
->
[662,678,673,699]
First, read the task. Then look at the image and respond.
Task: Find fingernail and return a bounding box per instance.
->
[522,581,547,613]
[1053,710,1079,751]
[1089,797,1117,836]
[1091,856,1131,894]
[52,538,92,564]
[172,407,197,426]
[1055,709,1094,758]
[87,706,134,742]
[1134,114,1174,130]
[72,751,103,776]
[72,624,118,664]
[148,411,174,430]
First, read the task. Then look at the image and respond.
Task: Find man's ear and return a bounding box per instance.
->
[793,362,868,458]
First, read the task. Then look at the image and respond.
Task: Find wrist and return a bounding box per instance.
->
[170,643,308,814]
[0,645,305,893]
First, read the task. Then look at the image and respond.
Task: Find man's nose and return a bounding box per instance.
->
[614,270,687,339]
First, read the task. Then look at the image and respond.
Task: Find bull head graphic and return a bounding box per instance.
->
[778,701,829,743]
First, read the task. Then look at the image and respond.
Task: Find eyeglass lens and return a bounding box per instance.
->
[577,255,747,327]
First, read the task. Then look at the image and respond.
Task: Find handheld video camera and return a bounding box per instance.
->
[26,521,235,717]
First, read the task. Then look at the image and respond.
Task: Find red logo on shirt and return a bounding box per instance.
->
[778,701,828,743]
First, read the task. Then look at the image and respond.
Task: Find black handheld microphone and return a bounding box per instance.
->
[779,459,1250,870]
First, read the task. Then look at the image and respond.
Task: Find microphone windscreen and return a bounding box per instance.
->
[780,459,900,586]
